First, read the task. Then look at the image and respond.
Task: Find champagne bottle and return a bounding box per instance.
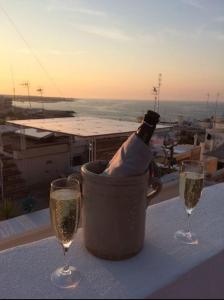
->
[103,110,160,177]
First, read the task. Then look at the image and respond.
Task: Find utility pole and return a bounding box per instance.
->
[21,81,31,109]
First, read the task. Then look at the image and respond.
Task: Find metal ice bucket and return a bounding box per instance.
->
[80,160,162,261]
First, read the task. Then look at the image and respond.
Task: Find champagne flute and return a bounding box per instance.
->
[50,178,81,289]
[175,160,205,245]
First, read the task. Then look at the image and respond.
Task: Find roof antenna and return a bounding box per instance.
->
[152,73,162,114]
[214,92,220,128]
[10,65,16,102]
[152,86,158,112]
[21,81,31,109]
[206,92,210,118]
[37,87,44,112]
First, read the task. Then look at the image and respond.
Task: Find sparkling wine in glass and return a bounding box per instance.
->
[50,178,81,289]
[175,161,204,245]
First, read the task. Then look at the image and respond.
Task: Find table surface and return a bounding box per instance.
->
[149,249,224,299]
[0,183,224,299]
[8,117,171,138]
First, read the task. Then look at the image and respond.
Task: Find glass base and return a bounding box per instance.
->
[51,266,81,289]
[174,230,199,245]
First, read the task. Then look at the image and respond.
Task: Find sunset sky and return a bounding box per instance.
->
[0,0,223,101]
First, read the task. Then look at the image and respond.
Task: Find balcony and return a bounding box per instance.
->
[0,183,224,298]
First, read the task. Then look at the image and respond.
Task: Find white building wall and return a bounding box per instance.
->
[206,129,224,151]
[14,140,88,187]
[16,152,70,186]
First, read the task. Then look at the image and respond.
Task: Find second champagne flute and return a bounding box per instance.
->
[175,160,205,245]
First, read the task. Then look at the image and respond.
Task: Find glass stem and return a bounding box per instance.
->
[187,213,191,235]
[62,247,70,274]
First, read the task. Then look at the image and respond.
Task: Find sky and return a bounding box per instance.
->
[0,0,223,101]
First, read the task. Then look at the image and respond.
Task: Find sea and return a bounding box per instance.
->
[13,99,224,123]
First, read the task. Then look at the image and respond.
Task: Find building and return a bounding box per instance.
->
[0,129,89,188]
[0,96,12,116]
[0,117,171,208]
[205,143,224,166]
[205,128,224,152]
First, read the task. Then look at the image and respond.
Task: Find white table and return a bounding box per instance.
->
[0,183,224,299]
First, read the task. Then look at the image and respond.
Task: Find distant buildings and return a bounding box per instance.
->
[0,96,12,116]
[0,129,89,189]
[0,116,171,209]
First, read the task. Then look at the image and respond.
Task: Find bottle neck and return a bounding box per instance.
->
[135,122,156,145]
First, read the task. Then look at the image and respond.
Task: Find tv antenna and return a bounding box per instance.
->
[206,92,210,118]
[37,87,43,97]
[37,87,44,111]
[21,81,31,109]
[214,92,220,127]
[152,73,162,113]
[10,66,16,103]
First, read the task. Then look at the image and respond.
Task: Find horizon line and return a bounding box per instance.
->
[1,93,223,103]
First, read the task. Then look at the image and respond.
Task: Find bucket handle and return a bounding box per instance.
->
[146,177,162,207]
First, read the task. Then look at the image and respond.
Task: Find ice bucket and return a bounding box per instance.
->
[80,160,162,261]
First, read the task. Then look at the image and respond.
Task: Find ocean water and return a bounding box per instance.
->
[13,99,224,123]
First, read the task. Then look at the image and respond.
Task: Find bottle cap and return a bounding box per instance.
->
[144,110,160,126]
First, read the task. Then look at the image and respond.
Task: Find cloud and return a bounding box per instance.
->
[17,48,30,55]
[181,0,204,10]
[139,33,159,44]
[46,49,88,56]
[214,16,224,23]
[74,24,132,41]
[196,17,224,42]
[208,31,224,41]
[196,25,224,42]
[46,1,106,17]
[215,33,224,41]
[163,28,184,38]
[17,48,88,56]
[140,27,198,45]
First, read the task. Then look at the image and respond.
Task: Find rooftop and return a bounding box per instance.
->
[8,117,172,138]
[0,125,17,134]
[1,132,69,153]
[15,128,53,140]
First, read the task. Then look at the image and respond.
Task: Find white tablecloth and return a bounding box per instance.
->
[0,184,224,299]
